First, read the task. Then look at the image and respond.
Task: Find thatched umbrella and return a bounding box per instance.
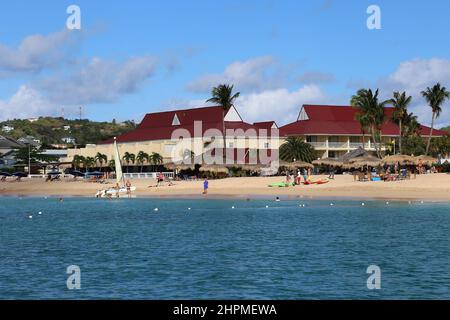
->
[199,164,229,174]
[164,162,196,171]
[278,160,314,170]
[414,155,437,166]
[382,155,417,165]
[312,158,344,167]
[348,155,381,168]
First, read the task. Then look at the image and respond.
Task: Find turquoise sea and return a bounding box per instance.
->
[0,197,449,299]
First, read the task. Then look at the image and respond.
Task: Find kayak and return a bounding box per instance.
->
[268,182,294,187]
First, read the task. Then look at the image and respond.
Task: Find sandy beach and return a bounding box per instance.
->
[1,173,450,201]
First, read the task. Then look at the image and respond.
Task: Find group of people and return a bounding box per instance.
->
[285,168,312,185]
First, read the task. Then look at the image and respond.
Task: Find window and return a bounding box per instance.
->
[306,136,317,143]
[328,151,337,158]
[228,142,234,148]
[264,142,270,149]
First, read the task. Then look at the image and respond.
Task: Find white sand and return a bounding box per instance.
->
[1,173,450,201]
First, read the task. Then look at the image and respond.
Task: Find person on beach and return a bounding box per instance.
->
[286,171,291,185]
[156,172,164,187]
[115,183,120,198]
[296,170,302,185]
[203,178,209,195]
[126,180,132,198]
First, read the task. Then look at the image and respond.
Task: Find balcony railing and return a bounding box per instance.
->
[328,142,348,149]
[307,142,327,148]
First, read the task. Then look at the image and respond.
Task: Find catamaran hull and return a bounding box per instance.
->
[96,186,136,198]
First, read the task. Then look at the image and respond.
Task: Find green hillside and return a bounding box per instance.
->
[1,117,137,147]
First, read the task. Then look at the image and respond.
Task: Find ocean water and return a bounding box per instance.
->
[0,197,449,300]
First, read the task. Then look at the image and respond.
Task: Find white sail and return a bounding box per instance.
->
[113,138,123,184]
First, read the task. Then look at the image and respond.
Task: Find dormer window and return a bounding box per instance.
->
[172,114,180,126]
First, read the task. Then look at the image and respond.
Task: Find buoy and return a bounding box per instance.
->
[420,201,424,204]
[265,205,269,208]
[154,208,159,212]
[303,204,306,207]
[188,208,191,211]
[361,203,365,206]
[330,203,334,206]
[38,211,42,215]
[29,215,33,219]
[231,206,235,209]
[386,202,389,205]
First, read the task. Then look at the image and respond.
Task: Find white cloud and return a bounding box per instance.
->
[236,85,328,124]
[37,56,157,105]
[186,56,287,93]
[0,86,58,121]
[379,58,450,127]
[0,30,79,74]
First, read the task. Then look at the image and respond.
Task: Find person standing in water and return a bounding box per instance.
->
[203,178,209,195]
[115,183,120,198]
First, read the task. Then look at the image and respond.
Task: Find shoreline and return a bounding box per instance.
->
[1,173,450,202]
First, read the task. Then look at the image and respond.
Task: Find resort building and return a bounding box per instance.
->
[280,105,448,159]
[66,106,279,166]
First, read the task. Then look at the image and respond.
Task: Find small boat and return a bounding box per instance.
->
[95,137,137,197]
[96,186,136,198]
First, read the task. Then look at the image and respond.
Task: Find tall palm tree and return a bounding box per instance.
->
[421,83,450,155]
[150,152,163,171]
[123,152,136,173]
[206,84,240,112]
[355,112,370,150]
[72,155,85,170]
[280,137,317,163]
[390,91,412,154]
[206,84,241,156]
[136,151,149,173]
[83,156,95,171]
[95,152,107,171]
[351,88,389,158]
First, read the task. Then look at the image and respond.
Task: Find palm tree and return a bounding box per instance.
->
[206,84,241,155]
[351,88,389,158]
[390,91,412,154]
[206,84,240,112]
[421,83,450,155]
[95,152,108,171]
[355,112,370,150]
[72,155,85,170]
[123,152,136,173]
[280,137,317,163]
[150,152,163,171]
[83,156,95,171]
[136,151,149,173]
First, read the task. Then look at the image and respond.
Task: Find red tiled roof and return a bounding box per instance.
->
[101,106,271,144]
[280,105,448,137]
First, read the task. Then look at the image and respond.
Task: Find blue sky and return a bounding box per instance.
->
[1,0,450,127]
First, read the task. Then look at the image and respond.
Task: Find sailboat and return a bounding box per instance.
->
[95,137,137,197]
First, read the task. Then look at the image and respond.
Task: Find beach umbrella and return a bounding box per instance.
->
[68,170,85,177]
[278,160,314,169]
[199,165,229,174]
[13,172,28,177]
[414,155,437,166]
[164,162,196,171]
[0,172,12,177]
[382,155,417,165]
[347,156,381,168]
[312,158,344,167]
[86,171,104,176]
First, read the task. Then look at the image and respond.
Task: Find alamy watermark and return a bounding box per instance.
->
[367,5,382,30]
[66,5,81,30]
[67,265,81,290]
[169,121,280,166]
[366,265,381,290]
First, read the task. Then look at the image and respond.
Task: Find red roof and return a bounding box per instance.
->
[101,106,272,144]
[280,105,448,137]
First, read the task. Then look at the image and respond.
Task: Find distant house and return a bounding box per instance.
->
[18,136,41,147]
[27,118,39,123]
[2,125,14,133]
[0,136,24,169]
[63,125,71,131]
[62,137,76,144]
